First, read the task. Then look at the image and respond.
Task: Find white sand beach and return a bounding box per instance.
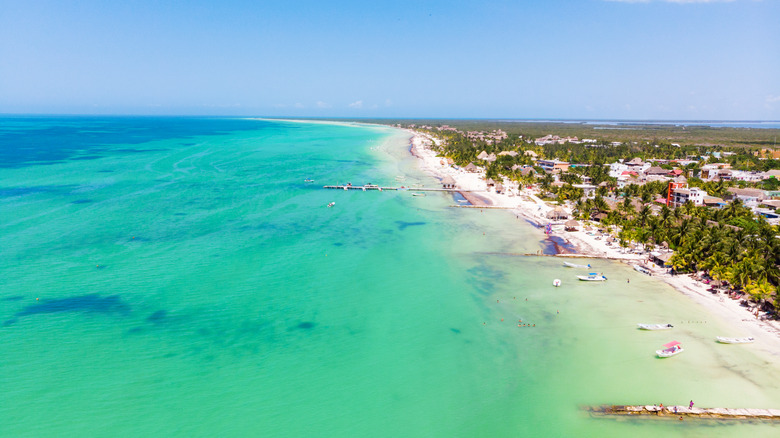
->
[409,131,780,357]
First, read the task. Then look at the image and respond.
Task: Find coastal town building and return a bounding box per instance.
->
[669,186,707,208]
[609,159,649,177]
[537,159,570,173]
[703,196,727,208]
[572,184,597,198]
[464,162,479,173]
[726,187,767,206]
[700,163,732,180]
[441,175,457,189]
[643,166,668,177]
[534,135,579,145]
[512,165,537,177]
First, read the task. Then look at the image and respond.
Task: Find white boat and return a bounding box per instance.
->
[327,202,335,208]
[412,192,426,197]
[553,279,561,287]
[638,323,673,330]
[656,341,683,358]
[716,336,755,344]
[577,273,607,281]
[563,261,591,268]
[633,264,652,275]
[304,178,314,183]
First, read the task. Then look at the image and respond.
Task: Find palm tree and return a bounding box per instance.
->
[745,279,774,318]
[637,205,651,227]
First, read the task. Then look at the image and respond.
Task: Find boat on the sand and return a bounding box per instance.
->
[716,336,755,344]
[638,323,673,330]
[563,261,590,268]
[656,341,683,358]
[577,273,607,281]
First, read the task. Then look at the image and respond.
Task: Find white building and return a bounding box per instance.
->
[670,187,707,208]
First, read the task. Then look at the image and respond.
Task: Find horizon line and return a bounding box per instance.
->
[1,113,779,124]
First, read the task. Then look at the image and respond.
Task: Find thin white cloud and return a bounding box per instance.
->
[294,102,305,109]
[316,101,331,109]
[766,95,780,103]
[348,100,363,109]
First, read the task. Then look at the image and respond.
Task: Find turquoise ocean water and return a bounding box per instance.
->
[2,117,779,437]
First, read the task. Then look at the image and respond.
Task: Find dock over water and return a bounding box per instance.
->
[323,185,475,193]
[585,404,780,421]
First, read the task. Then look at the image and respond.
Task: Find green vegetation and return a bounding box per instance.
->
[378,119,780,317]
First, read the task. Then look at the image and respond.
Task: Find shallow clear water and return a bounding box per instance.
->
[1,117,779,437]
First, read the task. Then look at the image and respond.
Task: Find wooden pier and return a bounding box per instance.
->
[585,404,780,421]
[323,184,478,193]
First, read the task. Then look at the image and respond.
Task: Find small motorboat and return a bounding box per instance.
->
[304,178,314,183]
[656,341,683,358]
[327,202,335,208]
[563,261,590,268]
[412,192,426,197]
[716,336,755,344]
[638,323,673,330]
[577,273,607,281]
[633,264,652,275]
[553,279,561,287]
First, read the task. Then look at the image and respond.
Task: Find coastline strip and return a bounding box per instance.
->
[585,404,780,421]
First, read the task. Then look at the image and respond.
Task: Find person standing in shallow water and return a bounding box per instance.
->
[689,400,694,409]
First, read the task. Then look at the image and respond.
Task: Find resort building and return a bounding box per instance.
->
[537,159,570,173]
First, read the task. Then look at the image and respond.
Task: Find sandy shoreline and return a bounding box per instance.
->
[408,130,780,358]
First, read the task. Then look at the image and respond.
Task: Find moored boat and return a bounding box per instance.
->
[716,336,755,344]
[563,261,591,268]
[633,264,652,275]
[638,323,673,330]
[327,202,335,208]
[577,273,607,281]
[656,341,683,358]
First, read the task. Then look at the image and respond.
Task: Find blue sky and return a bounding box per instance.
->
[1,0,778,119]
